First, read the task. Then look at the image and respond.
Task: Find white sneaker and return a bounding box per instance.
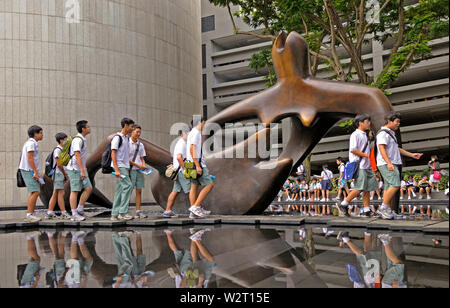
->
[118,214,134,221]
[436,188,439,192]
[427,195,431,200]
[278,197,281,202]
[24,215,41,222]
[407,196,411,200]
[400,197,403,200]
[134,211,148,219]
[189,206,206,218]
[320,198,326,202]
[326,198,330,202]
[412,193,417,197]
[71,213,85,221]
[189,213,198,219]
[60,212,72,220]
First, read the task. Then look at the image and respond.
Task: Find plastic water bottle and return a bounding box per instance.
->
[38,178,45,185]
[112,172,126,179]
[82,178,89,187]
[210,175,216,180]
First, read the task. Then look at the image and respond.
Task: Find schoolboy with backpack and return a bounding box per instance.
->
[336,114,379,217]
[66,120,93,221]
[45,133,71,220]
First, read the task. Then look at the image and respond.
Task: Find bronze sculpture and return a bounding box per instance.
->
[40,31,396,215]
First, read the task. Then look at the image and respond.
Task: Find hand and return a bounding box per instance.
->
[32,172,39,181]
[81,171,86,181]
[140,164,147,170]
[412,153,423,160]
[196,166,203,176]
[387,163,395,171]
[115,170,122,178]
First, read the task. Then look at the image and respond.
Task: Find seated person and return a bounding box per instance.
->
[418,175,432,200]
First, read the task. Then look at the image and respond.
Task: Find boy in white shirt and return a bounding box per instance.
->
[19,126,44,222]
[111,118,135,221]
[187,117,214,218]
[129,125,148,219]
[46,133,71,220]
[319,165,333,201]
[164,129,191,218]
[67,120,92,221]
[376,112,423,219]
[336,114,378,217]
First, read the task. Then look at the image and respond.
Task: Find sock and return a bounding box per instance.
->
[46,231,55,238]
[77,205,84,212]
[26,236,36,241]
[341,200,349,206]
[77,237,85,245]
[72,210,78,216]
[136,210,141,214]
[61,211,67,214]
[364,232,371,237]
[380,238,390,245]
[343,237,350,243]
[47,210,54,215]
[380,204,388,210]
[72,235,78,243]
[61,231,69,237]
[363,207,371,213]
[27,213,34,217]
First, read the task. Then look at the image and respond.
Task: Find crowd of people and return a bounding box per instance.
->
[16,117,214,223]
[274,112,447,219]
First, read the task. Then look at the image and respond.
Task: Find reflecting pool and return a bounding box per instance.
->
[0,227,447,288]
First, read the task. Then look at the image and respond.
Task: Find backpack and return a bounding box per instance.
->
[44,147,59,177]
[59,136,85,167]
[343,141,369,181]
[101,135,123,174]
[370,128,398,172]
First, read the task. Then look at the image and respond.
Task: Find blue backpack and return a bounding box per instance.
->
[343,140,369,181]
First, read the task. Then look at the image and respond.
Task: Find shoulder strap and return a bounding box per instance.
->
[378,128,398,144]
[72,136,85,149]
[111,134,123,148]
[132,142,140,162]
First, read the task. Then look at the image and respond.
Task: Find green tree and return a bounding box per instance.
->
[209,0,449,90]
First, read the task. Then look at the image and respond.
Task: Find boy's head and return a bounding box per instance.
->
[76,120,90,135]
[385,112,401,131]
[131,125,141,139]
[301,180,306,184]
[322,164,328,170]
[312,178,317,182]
[121,118,135,134]
[179,127,190,141]
[28,125,43,140]
[355,114,371,131]
[422,174,428,180]
[191,115,205,129]
[55,132,68,145]
[336,157,343,165]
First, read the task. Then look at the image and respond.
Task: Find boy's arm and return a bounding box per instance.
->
[399,148,423,160]
[111,150,121,178]
[27,151,39,180]
[177,154,185,170]
[74,151,86,179]
[56,156,68,179]
[378,144,394,171]
[190,144,202,175]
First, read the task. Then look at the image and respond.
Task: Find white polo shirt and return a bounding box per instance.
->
[321,169,333,180]
[111,133,130,169]
[297,165,305,174]
[186,127,206,168]
[67,134,88,171]
[376,127,401,166]
[54,145,65,175]
[129,139,146,170]
[173,138,187,170]
[349,129,371,170]
[19,138,39,172]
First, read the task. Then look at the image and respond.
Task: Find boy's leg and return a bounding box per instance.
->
[48,190,58,212]
[70,191,79,211]
[27,191,40,214]
[189,184,199,206]
[135,189,142,211]
[57,190,66,212]
[192,183,214,207]
[117,168,134,216]
[166,191,179,212]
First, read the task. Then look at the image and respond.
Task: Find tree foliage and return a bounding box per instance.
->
[209,0,449,90]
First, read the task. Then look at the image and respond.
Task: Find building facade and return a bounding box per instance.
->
[201,0,449,175]
[0,0,202,207]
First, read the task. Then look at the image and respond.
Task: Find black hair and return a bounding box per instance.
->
[336,157,344,163]
[28,125,43,138]
[355,114,371,127]
[55,132,68,143]
[133,125,142,131]
[121,118,135,128]
[191,116,205,127]
[76,120,88,134]
[385,112,402,124]
[322,164,328,169]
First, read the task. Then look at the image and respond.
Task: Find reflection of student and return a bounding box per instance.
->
[46,231,69,288]
[18,232,44,288]
[378,234,407,288]
[165,229,216,288]
[64,231,93,288]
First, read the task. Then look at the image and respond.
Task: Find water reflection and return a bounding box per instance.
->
[1,227,447,288]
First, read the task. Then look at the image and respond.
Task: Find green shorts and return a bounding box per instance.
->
[353,169,379,192]
[173,172,191,194]
[54,259,66,279]
[190,167,213,186]
[67,170,92,192]
[383,258,405,286]
[20,170,41,193]
[130,170,145,190]
[21,260,40,285]
[175,250,194,273]
[53,172,66,190]
[378,164,401,191]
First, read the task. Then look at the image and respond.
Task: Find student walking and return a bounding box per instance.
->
[336,114,379,217]
[111,118,135,221]
[376,112,423,219]
[128,125,148,219]
[335,157,349,201]
[67,121,93,221]
[164,129,192,218]
[46,133,71,220]
[319,165,333,201]
[187,117,214,218]
[19,126,44,222]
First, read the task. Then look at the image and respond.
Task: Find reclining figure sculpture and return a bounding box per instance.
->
[40,32,395,215]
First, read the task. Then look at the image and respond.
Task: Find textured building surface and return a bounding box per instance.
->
[201,0,449,175]
[0,0,202,207]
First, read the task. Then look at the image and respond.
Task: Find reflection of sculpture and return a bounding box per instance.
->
[40,31,394,215]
